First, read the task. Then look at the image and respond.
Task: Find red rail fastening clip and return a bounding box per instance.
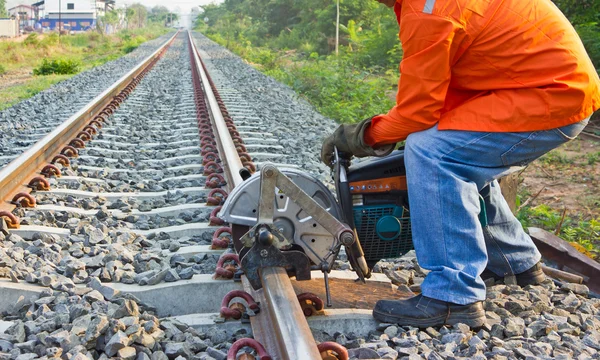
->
[76,131,91,141]
[51,154,70,166]
[201,137,216,147]
[203,152,220,165]
[89,120,103,129]
[200,130,213,138]
[207,188,228,206]
[206,173,226,189]
[236,144,248,153]
[41,164,61,178]
[220,290,259,320]
[12,193,36,208]
[209,206,225,226]
[29,177,50,191]
[211,227,233,249]
[231,135,244,145]
[318,342,349,360]
[0,212,20,229]
[227,338,272,360]
[243,162,257,174]
[203,161,223,176]
[214,253,240,279]
[69,138,85,149]
[297,293,325,317]
[60,145,79,158]
[83,125,97,135]
[202,146,217,157]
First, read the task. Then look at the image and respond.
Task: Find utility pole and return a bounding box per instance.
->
[335,0,339,56]
[58,0,62,41]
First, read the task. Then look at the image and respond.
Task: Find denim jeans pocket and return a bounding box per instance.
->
[553,118,589,141]
[500,130,560,167]
[501,118,590,166]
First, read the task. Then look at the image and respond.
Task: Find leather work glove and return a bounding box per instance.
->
[320,117,395,167]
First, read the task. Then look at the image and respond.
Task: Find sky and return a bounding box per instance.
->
[6,0,220,13]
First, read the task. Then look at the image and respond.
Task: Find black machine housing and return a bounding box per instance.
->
[336,150,414,270]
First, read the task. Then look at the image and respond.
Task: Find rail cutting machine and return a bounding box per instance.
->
[219,149,413,304]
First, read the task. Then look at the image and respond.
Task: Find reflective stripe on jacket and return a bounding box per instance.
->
[364,0,600,146]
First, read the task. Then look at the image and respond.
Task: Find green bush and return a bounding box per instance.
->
[0,64,6,76]
[33,58,80,75]
[122,35,147,54]
[575,23,600,70]
[61,34,91,48]
[40,33,60,47]
[24,33,40,46]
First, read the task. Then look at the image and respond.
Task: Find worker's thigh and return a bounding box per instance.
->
[500,118,589,167]
[405,118,589,188]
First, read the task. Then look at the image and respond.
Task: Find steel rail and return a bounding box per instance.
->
[187,31,244,190]
[0,31,179,217]
[187,32,323,360]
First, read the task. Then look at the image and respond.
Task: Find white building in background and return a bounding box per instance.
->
[8,4,36,29]
[32,0,115,31]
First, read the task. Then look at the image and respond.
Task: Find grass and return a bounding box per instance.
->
[202,31,397,124]
[0,24,169,110]
[588,151,600,165]
[517,203,600,258]
[539,149,573,165]
[0,75,73,110]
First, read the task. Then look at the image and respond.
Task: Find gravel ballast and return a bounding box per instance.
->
[0,32,176,170]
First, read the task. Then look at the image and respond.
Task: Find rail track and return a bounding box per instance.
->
[1,30,600,360]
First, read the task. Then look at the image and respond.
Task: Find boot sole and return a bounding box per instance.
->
[372,309,486,329]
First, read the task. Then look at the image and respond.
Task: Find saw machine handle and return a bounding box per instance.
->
[333,147,372,281]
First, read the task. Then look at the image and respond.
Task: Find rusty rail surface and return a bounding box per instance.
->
[187,31,323,360]
[0,32,179,226]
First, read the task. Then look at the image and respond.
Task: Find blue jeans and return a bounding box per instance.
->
[404,118,589,304]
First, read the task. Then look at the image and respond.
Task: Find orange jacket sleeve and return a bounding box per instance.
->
[364,12,465,147]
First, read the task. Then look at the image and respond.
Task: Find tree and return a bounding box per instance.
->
[149,6,169,22]
[96,9,120,34]
[128,3,148,29]
[0,0,7,18]
[125,7,136,30]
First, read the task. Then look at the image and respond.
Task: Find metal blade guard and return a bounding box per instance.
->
[219,165,358,290]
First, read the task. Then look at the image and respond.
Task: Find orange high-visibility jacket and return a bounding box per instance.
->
[364,0,600,146]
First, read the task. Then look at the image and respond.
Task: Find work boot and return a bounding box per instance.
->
[372,294,485,328]
[481,262,545,287]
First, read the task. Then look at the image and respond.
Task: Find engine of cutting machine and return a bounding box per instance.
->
[341,150,413,270]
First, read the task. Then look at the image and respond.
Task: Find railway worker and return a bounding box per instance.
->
[321,0,600,328]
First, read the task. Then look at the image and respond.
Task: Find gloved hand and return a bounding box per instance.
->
[320,117,395,167]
